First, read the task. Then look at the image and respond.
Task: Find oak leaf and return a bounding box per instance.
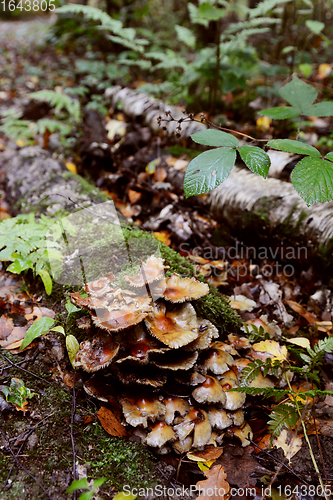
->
[196,465,230,500]
[253,340,288,361]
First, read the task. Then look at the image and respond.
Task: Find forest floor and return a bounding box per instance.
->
[1,13,333,500]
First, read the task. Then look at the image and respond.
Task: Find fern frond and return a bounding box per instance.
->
[28,91,81,123]
[268,403,299,437]
[56,4,121,30]
[231,386,289,400]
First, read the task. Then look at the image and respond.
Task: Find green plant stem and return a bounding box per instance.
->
[296,114,303,141]
[285,376,329,500]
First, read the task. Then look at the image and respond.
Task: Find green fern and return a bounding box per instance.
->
[239,358,282,386]
[232,386,289,400]
[28,90,81,123]
[0,214,62,295]
[268,403,300,437]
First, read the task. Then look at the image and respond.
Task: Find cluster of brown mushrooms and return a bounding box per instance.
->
[70,256,261,453]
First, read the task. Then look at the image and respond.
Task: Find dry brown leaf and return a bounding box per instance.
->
[97,406,128,437]
[187,446,223,462]
[196,465,230,500]
[285,300,305,315]
[154,166,167,182]
[25,306,56,321]
[128,189,142,204]
[229,295,256,312]
[273,429,302,462]
[0,326,28,349]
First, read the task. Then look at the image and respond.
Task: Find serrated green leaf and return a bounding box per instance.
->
[198,3,225,20]
[66,335,80,369]
[305,19,325,34]
[37,268,52,295]
[20,317,55,351]
[258,106,300,119]
[238,146,271,178]
[7,257,33,274]
[325,152,333,162]
[279,77,317,112]
[191,129,239,148]
[303,102,333,117]
[292,156,333,205]
[175,25,196,49]
[184,148,236,198]
[267,139,320,157]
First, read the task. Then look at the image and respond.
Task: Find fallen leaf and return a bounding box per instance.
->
[257,116,272,131]
[285,300,305,315]
[286,337,311,349]
[187,446,223,462]
[128,189,141,204]
[25,306,56,321]
[198,460,216,472]
[314,321,332,333]
[229,295,257,312]
[273,429,302,462]
[196,465,230,500]
[154,166,167,182]
[253,340,288,361]
[65,162,77,174]
[317,63,332,79]
[0,326,28,349]
[153,230,171,246]
[97,406,127,437]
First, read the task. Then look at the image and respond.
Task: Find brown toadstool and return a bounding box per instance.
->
[145,421,176,447]
[74,332,120,372]
[120,394,166,428]
[192,376,226,405]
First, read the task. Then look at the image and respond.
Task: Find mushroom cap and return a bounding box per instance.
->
[146,421,176,447]
[192,376,226,405]
[172,435,193,454]
[124,255,168,287]
[161,274,209,303]
[207,407,233,430]
[114,365,167,388]
[151,350,198,371]
[175,371,206,387]
[144,301,199,349]
[202,348,235,375]
[184,319,219,351]
[193,409,212,448]
[70,292,107,310]
[229,422,253,447]
[116,324,167,365]
[173,408,198,441]
[220,379,246,410]
[227,334,251,350]
[120,394,166,428]
[162,397,190,425]
[229,409,245,426]
[84,273,114,296]
[74,332,120,372]
[91,301,151,332]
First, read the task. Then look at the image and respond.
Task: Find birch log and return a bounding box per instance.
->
[208,166,333,257]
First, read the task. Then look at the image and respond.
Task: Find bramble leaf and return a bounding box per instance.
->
[302,102,333,117]
[291,156,333,205]
[238,145,270,178]
[279,77,317,112]
[267,139,321,157]
[184,148,236,198]
[191,129,239,148]
[258,106,300,119]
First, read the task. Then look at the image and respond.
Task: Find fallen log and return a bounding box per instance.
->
[0,146,239,332]
[207,166,333,264]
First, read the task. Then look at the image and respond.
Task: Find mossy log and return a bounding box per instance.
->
[1,146,240,333]
[208,166,333,262]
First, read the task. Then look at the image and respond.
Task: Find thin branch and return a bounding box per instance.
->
[70,371,77,500]
[0,429,53,500]
[3,355,53,386]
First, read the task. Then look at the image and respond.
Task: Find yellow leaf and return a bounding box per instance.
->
[113,493,137,500]
[197,460,216,472]
[16,139,26,147]
[65,162,77,174]
[253,340,288,361]
[256,116,272,131]
[286,337,310,349]
[317,63,332,79]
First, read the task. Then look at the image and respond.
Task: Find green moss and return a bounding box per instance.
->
[61,171,109,201]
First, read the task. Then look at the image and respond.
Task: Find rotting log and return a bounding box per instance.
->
[0,146,240,333]
[207,166,333,264]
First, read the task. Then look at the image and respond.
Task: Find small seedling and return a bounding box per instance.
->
[2,377,37,412]
[66,477,106,500]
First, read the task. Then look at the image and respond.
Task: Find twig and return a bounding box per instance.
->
[3,355,53,385]
[0,429,53,500]
[70,371,77,500]
[3,411,57,489]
